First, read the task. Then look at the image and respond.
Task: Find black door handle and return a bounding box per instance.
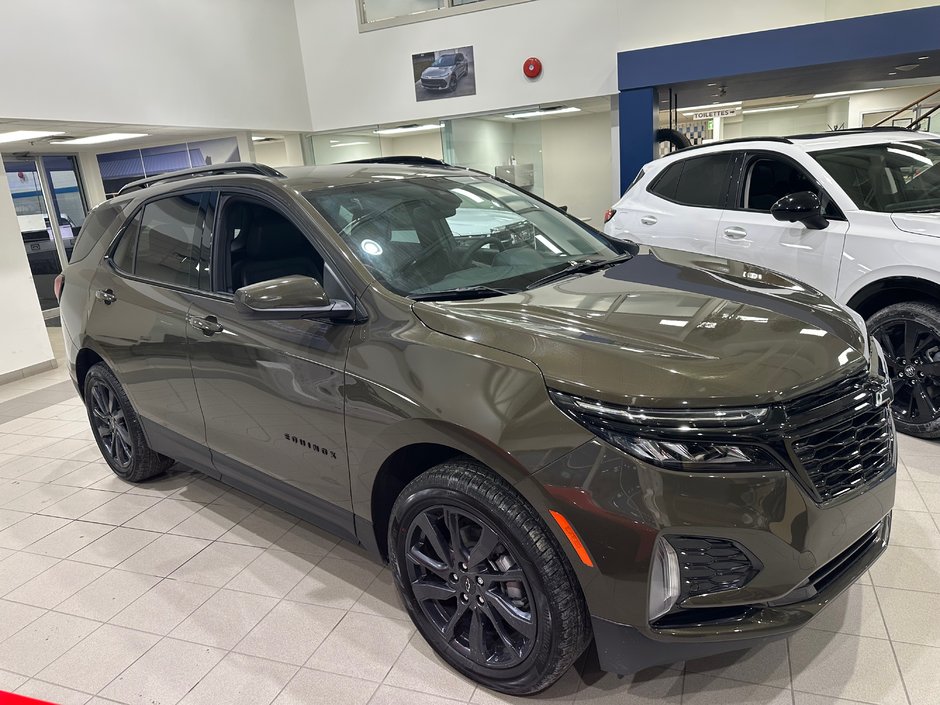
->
[95,289,116,305]
[187,315,224,336]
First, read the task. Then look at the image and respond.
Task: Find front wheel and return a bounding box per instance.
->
[388,460,590,695]
[868,302,940,438]
[84,363,173,481]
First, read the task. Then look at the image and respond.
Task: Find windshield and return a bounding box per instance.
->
[432,55,457,67]
[305,175,621,298]
[811,139,940,213]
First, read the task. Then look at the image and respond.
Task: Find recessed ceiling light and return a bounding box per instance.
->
[742,104,800,114]
[812,88,884,98]
[0,130,64,144]
[373,124,443,135]
[51,133,148,145]
[918,56,929,60]
[888,72,897,76]
[504,106,581,119]
[707,83,717,87]
[330,141,370,148]
[251,136,267,142]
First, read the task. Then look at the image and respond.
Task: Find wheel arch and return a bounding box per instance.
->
[846,276,940,320]
[75,347,106,399]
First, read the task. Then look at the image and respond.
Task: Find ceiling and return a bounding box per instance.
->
[663,51,940,109]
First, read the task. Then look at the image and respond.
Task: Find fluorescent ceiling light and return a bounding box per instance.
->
[742,105,800,114]
[0,130,64,144]
[330,141,370,148]
[450,187,484,203]
[812,88,883,98]
[658,319,688,327]
[251,136,267,141]
[51,133,149,145]
[887,147,933,165]
[504,106,581,119]
[679,100,742,113]
[373,124,443,135]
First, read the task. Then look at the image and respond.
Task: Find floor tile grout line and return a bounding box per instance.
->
[785,635,796,705]
[870,581,914,705]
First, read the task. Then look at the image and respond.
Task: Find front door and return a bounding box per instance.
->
[715,153,847,297]
[186,193,354,533]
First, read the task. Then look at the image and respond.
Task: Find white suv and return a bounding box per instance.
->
[605,128,940,438]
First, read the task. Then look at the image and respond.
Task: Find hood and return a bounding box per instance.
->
[422,66,453,79]
[413,248,867,408]
[891,212,940,237]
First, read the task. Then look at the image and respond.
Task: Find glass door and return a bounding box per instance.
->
[3,155,87,312]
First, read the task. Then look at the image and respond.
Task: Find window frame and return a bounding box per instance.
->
[646,152,738,210]
[105,189,217,293]
[729,150,846,220]
[357,0,534,32]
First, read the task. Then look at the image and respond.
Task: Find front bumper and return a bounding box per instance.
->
[421,78,451,90]
[528,437,896,673]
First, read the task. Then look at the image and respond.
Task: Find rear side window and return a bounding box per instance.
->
[110,192,211,288]
[70,202,123,263]
[649,154,732,208]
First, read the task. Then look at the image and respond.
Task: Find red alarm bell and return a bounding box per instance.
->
[523,57,542,79]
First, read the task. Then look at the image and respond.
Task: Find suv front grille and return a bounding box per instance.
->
[784,370,894,503]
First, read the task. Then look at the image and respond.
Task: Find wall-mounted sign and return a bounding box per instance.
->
[685,107,740,120]
[413,46,476,102]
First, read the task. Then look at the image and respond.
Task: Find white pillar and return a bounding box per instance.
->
[78,152,107,208]
[236,132,256,163]
[283,134,305,166]
[0,174,55,379]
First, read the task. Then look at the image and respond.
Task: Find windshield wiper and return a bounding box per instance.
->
[409,285,518,301]
[524,254,634,290]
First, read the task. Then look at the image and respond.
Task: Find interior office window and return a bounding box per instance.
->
[134,193,207,288]
[218,198,325,292]
[743,157,819,211]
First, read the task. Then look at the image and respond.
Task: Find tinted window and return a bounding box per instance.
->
[111,211,141,273]
[218,198,325,293]
[672,154,731,208]
[743,157,818,211]
[71,201,123,263]
[649,162,681,200]
[134,194,205,288]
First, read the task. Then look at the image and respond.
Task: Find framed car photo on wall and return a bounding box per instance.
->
[413,46,475,101]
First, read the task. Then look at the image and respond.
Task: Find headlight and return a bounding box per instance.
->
[549,390,781,472]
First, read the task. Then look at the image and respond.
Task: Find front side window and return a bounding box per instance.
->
[305,175,620,298]
[812,139,940,213]
[649,154,731,208]
[742,156,818,211]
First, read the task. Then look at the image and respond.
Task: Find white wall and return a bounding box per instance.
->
[379,132,445,159]
[848,85,940,127]
[253,140,291,167]
[294,0,935,132]
[0,0,311,132]
[0,176,55,378]
[541,112,612,225]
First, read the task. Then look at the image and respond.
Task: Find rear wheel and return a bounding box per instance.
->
[868,302,940,438]
[84,363,173,481]
[388,460,590,695]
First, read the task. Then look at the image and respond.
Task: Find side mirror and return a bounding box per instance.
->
[771,191,829,230]
[234,275,353,320]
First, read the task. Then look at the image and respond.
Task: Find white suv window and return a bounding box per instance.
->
[649,153,732,209]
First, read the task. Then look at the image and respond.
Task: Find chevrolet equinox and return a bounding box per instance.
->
[59,159,896,695]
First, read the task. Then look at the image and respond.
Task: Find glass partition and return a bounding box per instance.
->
[359,0,518,25]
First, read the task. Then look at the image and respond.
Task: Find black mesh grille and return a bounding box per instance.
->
[669,536,760,600]
[791,406,893,502]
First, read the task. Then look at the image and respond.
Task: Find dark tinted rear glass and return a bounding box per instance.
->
[650,162,681,200]
[134,193,205,288]
[70,201,123,263]
[672,154,731,208]
[111,210,141,273]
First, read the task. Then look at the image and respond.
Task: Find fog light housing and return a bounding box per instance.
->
[649,537,680,621]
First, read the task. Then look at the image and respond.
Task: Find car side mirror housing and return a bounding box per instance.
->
[234,275,353,321]
[771,191,829,230]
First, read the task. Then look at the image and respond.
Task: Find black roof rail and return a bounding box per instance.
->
[117,162,285,196]
[668,135,793,154]
[342,156,455,167]
[787,127,917,139]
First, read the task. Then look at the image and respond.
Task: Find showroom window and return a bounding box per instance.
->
[358,0,533,29]
[649,154,732,208]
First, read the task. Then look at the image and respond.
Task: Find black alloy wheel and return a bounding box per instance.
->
[89,380,133,469]
[869,302,940,438]
[389,460,590,695]
[404,504,536,670]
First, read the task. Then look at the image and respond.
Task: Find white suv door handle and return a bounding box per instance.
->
[640,215,658,226]
[723,226,748,240]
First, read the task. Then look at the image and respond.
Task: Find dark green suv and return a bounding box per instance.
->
[59,159,896,695]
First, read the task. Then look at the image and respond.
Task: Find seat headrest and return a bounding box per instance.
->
[245,212,309,259]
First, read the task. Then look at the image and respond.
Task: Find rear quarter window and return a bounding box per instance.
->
[649,153,733,208]
[69,201,124,263]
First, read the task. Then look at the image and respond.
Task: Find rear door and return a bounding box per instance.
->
[86,191,214,459]
[615,152,736,255]
[186,191,355,536]
[715,151,847,297]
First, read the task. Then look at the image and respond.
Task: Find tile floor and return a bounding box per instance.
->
[0,333,939,704]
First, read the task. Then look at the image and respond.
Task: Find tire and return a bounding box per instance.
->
[867,301,940,438]
[83,363,173,481]
[655,127,691,151]
[388,459,590,695]
[449,75,457,91]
